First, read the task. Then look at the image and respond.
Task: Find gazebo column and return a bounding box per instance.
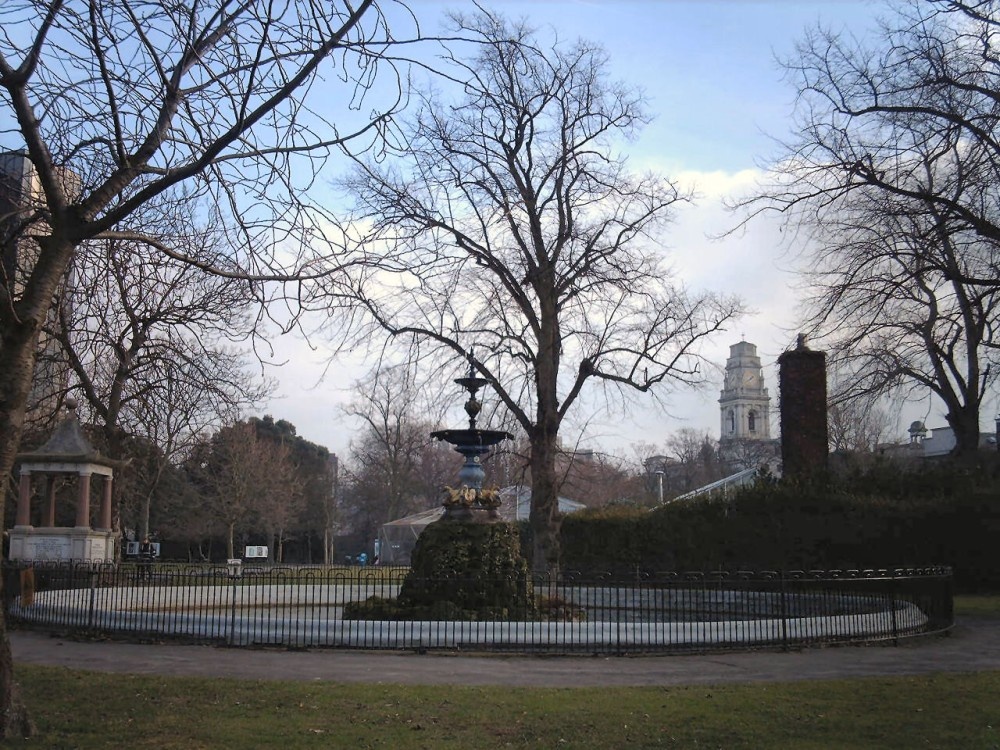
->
[15,469,31,527]
[75,471,92,529]
[45,477,57,527]
[99,475,113,531]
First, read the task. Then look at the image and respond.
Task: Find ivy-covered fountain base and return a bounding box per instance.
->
[346,358,534,621]
[343,515,535,621]
[396,517,533,619]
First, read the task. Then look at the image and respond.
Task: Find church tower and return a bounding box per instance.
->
[719,341,772,445]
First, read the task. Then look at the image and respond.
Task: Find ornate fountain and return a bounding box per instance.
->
[381,355,532,620]
[430,358,513,521]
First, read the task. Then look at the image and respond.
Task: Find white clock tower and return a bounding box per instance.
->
[719,341,772,443]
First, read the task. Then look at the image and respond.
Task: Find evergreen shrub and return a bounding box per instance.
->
[559,460,1000,591]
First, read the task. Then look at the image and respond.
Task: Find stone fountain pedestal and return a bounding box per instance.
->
[395,360,534,619]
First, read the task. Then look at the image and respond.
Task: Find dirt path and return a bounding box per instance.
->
[10,618,999,688]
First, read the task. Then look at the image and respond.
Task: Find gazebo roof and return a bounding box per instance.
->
[17,401,111,468]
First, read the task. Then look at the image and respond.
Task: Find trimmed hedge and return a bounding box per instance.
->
[559,460,1000,592]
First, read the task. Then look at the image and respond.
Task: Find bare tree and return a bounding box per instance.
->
[828,394,896,454]
[823,203,995,457]
[163,416,332,563]
[188,421,301,560]
[742,0,1000,286]
[663,428,730,491]
[49,227,271,537]
[736,0,1000,459]
[557,450,646,508]
[252,416,334,564]
[0,0,414,734]
[329,11,741,572]
[340,364,453,543]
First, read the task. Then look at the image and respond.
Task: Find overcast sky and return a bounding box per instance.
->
[263,0,981,461]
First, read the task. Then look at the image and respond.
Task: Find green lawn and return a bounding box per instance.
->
[7,666,999,749]
[954,594,1000,618]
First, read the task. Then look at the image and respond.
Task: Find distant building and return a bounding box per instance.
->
[718,341,779,471]
[907,422,998,458]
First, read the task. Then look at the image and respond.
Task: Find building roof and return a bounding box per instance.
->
[17,400,112,469]
[382,485,585,529]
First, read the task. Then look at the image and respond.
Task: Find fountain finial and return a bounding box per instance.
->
[431,350,512,520]
[455,349,489,430]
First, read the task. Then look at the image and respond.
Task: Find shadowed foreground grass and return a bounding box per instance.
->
[7,665,1000,749]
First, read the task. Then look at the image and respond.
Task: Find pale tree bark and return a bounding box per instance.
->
[325,10,741,573]
[0,0,415,736]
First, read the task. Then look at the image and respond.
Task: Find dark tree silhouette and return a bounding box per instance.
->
[736,0,1000,458]
[330,10,740,572]
[0,0,414,735]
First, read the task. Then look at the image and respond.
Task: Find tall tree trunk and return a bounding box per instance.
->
[527,276,565,576]
[947,403,982,461]
[528,426,561,576]
[140,494,152,540]
[0,324,42,738]
[227,522,235,560]
[0,229,77,737]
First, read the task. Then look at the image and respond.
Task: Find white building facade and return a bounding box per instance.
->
[718,341,778,471]
[719,341,771,442]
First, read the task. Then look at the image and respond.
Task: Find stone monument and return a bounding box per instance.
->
[8,399,118,562]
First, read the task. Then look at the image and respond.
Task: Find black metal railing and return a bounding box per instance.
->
[2,562,953,654]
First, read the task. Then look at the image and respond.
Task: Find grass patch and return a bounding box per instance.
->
[7,665,1000,749]
[954,594,1000,618]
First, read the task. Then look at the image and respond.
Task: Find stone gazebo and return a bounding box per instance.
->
[8,401,117,562]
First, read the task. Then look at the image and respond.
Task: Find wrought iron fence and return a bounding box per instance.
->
[2,562,953,654]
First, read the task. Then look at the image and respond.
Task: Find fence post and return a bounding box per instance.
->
[87,569,97,630]
[228,577,236,647]
[779,572,789,651]
[943,568,954,634]
[890,568,899,645]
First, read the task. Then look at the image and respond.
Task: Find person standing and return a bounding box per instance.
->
[138,537,154,581]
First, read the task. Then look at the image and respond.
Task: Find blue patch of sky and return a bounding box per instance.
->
[440,0,884,172]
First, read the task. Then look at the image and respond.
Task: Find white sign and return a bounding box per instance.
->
[126,542,160,557]
[244,545,268,559]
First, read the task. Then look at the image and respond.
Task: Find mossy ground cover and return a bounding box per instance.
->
[7,666,1000,749]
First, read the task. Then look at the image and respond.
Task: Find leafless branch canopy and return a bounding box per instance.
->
[734,0,1000,456]
[322,9,741,437]
[0,0,415,287]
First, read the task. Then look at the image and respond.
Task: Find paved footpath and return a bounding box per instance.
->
[10,618,1000,688]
